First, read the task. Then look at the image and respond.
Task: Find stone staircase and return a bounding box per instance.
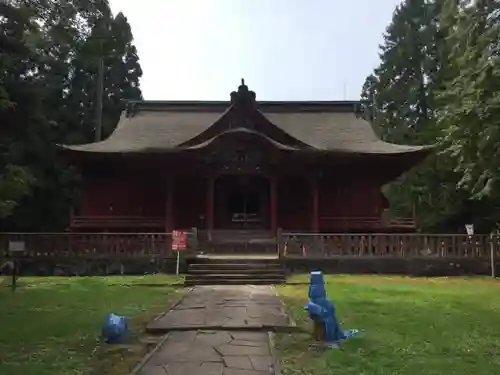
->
[185,258,286,286]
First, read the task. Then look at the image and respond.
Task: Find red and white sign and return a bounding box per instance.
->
[171,230,188,251]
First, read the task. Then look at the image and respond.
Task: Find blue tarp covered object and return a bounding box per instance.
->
[305,271,359,347]
[102,313,128,344]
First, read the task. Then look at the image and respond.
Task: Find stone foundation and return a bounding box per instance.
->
[0,256,187,276]
[284,257,499,276]
[1,256,498,277]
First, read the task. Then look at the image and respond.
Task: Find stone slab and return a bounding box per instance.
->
[147,285,292,332]
[138,331,274,375]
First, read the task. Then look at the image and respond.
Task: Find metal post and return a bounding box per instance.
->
[175,251,180,275]
[11,260,17,292]
[490,234,496,278]
[276,227,282,258]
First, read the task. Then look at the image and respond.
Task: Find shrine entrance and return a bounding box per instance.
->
[214,175,270,229]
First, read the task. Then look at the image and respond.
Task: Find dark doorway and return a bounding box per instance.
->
[214,175,270,229]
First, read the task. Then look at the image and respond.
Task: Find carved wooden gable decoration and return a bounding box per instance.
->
[178,79,311,152]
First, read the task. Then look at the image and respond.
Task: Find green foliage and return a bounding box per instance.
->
[361,0,450,229]
[0,165,34,218]
[362,0,500,231]
[438,0,500,202]
[0,0,142,230]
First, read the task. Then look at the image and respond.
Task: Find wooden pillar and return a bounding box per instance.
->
[312,177,319,233]
[206,175,215,238]
[270,176,278,233]
[69,205,75,228]
[165,176,174,232]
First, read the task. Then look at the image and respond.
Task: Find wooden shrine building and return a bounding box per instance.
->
[60,80,431,235]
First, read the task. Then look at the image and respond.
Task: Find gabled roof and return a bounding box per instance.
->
[60,80,432,155]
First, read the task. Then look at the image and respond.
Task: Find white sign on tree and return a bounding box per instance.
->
[465,224,474,236]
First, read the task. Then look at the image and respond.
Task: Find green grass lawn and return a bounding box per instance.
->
[0,275,184,375]
[278,275,500,375]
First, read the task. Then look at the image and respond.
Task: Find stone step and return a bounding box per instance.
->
[189,263,282,270]
[188,268,284,275]
[184,278,285,286]
[185,257,286,286]
[185,273,286,286]
[186,273,285,280]
[192,257,280,264]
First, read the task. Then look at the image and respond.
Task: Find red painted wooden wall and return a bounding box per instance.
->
[276,176,311,231]
[78,172,166,217]
[173,175,207,229]
[76,170,385,233]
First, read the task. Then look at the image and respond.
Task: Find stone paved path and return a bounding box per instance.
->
[138,285,292,375]
[138,331,274,375]
[147,285,291,332]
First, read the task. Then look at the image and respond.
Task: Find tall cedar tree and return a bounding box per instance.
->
[0,0,143,230]
[361,0,467,230]
[437,0,500,230]
[0,3,39,218]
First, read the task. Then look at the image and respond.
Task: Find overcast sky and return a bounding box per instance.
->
[108,0,401,101]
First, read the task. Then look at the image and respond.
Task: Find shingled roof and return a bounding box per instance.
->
[60,81,431,155]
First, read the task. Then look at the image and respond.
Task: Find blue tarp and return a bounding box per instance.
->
[101,313,128,344]
[305,271,359,347]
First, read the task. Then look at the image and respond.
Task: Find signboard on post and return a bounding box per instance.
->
[8,241,25,254]
[465,224,474,237]
[171,230,188,275]
[171,230,187,251]
[7,240,25,292]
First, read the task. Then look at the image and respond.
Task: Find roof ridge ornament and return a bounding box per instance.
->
[230,78,256,106]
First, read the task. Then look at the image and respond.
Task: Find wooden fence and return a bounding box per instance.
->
[0,232,172,258]
[281,232,499,259]
[1,232,499,276]
[0,232,498,259]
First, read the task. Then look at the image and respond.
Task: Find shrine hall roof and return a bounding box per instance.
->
[60,85,431,155]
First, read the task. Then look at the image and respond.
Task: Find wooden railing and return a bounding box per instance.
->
[1,231,498,259]
[70,216,164,229]
[281,233,498,258]
[0,233,172,258]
